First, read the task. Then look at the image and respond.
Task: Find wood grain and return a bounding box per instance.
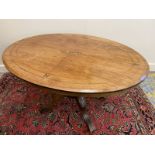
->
[2,34,149,94]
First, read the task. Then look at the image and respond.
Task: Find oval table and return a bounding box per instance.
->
[2,34,149,132]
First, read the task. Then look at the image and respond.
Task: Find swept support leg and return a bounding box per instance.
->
[77,96,96,133]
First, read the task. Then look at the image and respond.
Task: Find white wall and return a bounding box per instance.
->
[0,19,155,70]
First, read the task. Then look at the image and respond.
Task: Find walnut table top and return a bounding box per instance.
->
[2,34,149,95]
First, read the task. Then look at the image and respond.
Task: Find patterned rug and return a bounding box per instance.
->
[0,72,155,135]
[140,72,155,108]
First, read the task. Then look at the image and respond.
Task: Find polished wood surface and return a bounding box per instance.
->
[2,34,149,94]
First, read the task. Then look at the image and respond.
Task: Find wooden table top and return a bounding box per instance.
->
[2,34,149,94]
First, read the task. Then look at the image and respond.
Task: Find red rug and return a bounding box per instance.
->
[0,73,154,135]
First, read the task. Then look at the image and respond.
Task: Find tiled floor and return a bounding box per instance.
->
[0,72,155,108]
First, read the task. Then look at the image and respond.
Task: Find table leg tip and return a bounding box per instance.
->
[83,113,96,133]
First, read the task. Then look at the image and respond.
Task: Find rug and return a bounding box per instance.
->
[0,73,155,135]
[140,72,155,107]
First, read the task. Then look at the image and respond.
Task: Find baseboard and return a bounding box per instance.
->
[0,63,155,72]
[0,64,8,72]
[149,63,155,71]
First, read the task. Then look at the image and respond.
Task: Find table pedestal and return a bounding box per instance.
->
[40,94,96,133]
[77,96,96,133]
